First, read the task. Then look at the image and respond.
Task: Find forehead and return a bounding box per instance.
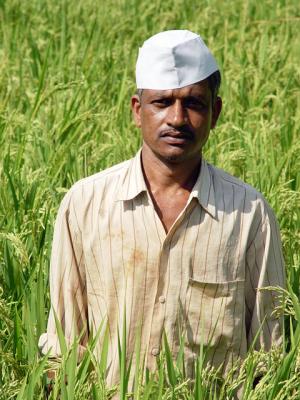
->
[142,80,211,99]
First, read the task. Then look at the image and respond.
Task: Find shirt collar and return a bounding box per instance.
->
[189,158,217,219]
[116,149,147,201]
[116,149,217,219]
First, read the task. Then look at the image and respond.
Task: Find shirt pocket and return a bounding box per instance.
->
[190,237,242,283]
[185,278,245,363]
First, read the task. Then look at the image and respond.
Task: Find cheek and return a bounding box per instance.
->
[141,109,165,129]
[189,111,212,131]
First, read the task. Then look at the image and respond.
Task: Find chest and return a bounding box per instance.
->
[79,193,251,384]
[151,191,191,233]
[82,196,249,293]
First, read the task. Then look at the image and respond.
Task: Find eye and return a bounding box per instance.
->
[151,98,172,107]
[184,97,208,111]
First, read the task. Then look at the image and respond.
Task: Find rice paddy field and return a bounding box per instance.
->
[0,0,299,398]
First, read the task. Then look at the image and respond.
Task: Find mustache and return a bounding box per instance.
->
[159,127,194,139]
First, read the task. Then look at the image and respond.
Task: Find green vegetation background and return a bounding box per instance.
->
[0,0,299,398]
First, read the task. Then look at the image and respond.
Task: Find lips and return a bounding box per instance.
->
[160,129,193,145]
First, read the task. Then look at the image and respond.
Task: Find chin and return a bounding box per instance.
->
[158,149,194,164]
[164,153,184,163]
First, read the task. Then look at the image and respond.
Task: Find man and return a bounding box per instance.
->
[39,30,285,385]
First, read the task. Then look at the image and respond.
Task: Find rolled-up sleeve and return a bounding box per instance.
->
[245,202,286,351]
[38,189,88,358]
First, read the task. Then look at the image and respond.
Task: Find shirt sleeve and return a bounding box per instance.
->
[245,202,286,351]
[38,189,88,359]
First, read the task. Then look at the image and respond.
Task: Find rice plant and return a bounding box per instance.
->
[0,0,299,398]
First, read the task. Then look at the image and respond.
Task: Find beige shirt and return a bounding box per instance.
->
[39,150,285,383]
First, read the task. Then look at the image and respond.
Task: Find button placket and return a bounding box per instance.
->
[147,244,169,358]
[159,295,166,304]
[151,347,160,356]
[147,204,194,360]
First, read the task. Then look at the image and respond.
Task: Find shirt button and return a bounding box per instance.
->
[151,347,160,356]
[159,295,165,304]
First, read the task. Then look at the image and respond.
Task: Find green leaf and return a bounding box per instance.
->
[163,331,176,387]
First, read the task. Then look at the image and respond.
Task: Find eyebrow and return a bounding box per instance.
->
[149,91,172,98]
[149,92,209,101]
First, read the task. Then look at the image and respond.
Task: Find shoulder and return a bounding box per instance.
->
[58,158,132,214]
[209,163,259,198]
[72,159,131,193]
[208,163,277,223]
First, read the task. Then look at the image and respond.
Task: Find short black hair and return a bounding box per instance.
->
[136,70,221,103]
[206,70,221,103]
[137,88,143,98]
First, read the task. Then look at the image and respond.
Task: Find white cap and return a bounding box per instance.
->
[136,30,219,90]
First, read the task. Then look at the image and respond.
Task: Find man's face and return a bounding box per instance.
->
[131,80,222,164]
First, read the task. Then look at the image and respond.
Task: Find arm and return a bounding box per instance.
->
[38,189,88,359]
[245,202,285,351]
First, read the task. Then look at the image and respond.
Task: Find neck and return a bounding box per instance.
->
[141,145,201,193]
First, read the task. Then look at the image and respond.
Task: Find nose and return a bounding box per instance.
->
[167,99,186,128]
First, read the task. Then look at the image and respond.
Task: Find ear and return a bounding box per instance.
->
[131,95,142,128]
[211,96,222,129]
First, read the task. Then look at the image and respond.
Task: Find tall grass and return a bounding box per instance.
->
[0,0,299,398]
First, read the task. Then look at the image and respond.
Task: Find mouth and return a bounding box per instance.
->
[160,129,193,145]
